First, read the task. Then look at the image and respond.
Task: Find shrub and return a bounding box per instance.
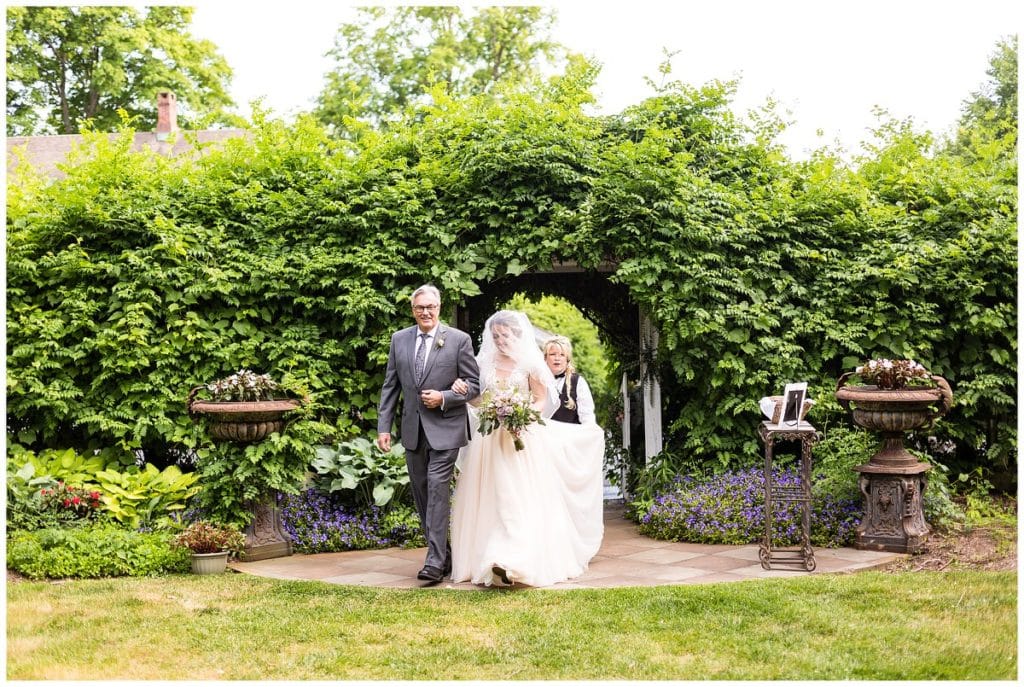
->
[638,468,861,548]
[93,463,201,530]
[6,524,191,579]
[5,445,201,531]
[279,489,423,553]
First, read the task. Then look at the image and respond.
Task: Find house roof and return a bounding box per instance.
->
[6,128,248,180]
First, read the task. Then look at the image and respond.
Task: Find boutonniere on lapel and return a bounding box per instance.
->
[435,338,446,349]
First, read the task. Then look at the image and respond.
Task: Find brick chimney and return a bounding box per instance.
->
[156,91,178,141]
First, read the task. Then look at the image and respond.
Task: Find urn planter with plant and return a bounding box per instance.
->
[188,369,309,561]
[173,520,246,574]
[836,358,954,553]
[188,369,302,443]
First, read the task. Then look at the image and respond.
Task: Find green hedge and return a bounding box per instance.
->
[6,75,1016,482]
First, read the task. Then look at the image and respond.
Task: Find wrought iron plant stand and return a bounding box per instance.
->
[758,421,819,571]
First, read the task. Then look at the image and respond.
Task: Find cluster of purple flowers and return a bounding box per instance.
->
[278,489,422,553]
[638,467,861,548]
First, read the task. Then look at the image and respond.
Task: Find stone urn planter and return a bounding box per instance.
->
[836,368,953,553]
[187,371,305,561]
[187,387,301,444]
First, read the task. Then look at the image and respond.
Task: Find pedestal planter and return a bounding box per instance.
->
[836,374,953,553]
[191,550,230,574]
[187,387,301,444]
[187,385,302,561]
[240,497,293,561]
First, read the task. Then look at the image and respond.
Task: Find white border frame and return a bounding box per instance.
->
[780,382,808,427]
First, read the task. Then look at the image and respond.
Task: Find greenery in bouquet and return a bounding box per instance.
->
[205,369,281,401]
[477,382,544,451]
[173,520,246,557]
[854,358,933,389]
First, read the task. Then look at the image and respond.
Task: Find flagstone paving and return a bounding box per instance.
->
[229,504,903,590]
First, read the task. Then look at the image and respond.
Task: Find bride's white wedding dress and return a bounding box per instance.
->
[450,366,605,588]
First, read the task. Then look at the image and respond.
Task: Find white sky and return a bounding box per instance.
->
[190,1,1020,159]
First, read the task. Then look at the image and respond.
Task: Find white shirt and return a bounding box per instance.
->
[555,373,596,424]
[415,327,438,369]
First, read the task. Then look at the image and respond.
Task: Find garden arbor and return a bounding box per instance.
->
[456,259,664,463]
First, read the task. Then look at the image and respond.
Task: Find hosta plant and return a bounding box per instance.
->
[310,436,410,508]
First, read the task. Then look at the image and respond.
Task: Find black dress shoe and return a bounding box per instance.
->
[492,565,512,585]
[417,565,443,583]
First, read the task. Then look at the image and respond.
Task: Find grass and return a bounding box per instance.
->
[5,570,1016,680]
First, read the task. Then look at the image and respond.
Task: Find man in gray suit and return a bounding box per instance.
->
[377,284,480,583]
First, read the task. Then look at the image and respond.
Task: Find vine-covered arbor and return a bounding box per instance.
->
[6,72,1016,504]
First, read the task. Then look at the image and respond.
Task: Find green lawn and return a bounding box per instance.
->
[6,570,1016,680]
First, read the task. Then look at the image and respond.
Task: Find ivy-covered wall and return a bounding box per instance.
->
[7,78,1016,480]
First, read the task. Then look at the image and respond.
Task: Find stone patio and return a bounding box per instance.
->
[229,504,903,590]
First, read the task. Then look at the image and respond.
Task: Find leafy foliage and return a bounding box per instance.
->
[6,444,201,530]
[6,524,190,579]
[93,463,201,529]
[5,6,235,135]
[172,520,246,556]
[7,41,1015,508]
[6,462,101,531]
[310,436,410,509]
[315,6,570,131]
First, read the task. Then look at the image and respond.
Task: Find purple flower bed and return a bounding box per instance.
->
[278,489,423,553]
[638,467,861,547]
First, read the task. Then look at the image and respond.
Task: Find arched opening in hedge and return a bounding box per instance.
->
[454,261,662,468]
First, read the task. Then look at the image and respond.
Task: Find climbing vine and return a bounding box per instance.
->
[6,71,1016,486]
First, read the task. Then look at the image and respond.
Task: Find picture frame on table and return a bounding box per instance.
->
[780,382,808,427]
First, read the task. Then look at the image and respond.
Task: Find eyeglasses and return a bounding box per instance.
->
[412,304,439,313]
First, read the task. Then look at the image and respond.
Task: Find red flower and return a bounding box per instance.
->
[63,499,71,507]
[90,491,100,499]
[71,496,81,505]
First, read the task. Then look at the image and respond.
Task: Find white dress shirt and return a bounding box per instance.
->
[555,373,596,424]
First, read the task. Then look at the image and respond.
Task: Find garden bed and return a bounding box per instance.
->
[883,522,1017,573]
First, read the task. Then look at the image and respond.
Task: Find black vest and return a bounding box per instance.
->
[550,373,581,424]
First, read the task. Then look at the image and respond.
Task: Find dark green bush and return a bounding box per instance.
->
[6,524,191,579]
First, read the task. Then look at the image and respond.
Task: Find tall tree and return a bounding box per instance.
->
[315,6,571,131]
[946,36,1017,164]
[6,5,235,135]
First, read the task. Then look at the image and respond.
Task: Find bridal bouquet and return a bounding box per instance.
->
[477,383,544,451]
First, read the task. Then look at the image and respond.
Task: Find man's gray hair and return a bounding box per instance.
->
[410,284,441,305]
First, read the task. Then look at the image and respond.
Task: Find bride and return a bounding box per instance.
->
[450,310,605,587]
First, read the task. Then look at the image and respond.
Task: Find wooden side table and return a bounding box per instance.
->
[757,421,818,571]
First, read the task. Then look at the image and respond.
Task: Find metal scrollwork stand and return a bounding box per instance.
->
[758,421,819,572]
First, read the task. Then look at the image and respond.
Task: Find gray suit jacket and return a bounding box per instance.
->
[377,323,480,451]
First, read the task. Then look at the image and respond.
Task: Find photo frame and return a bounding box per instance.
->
[780,382,808,427]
